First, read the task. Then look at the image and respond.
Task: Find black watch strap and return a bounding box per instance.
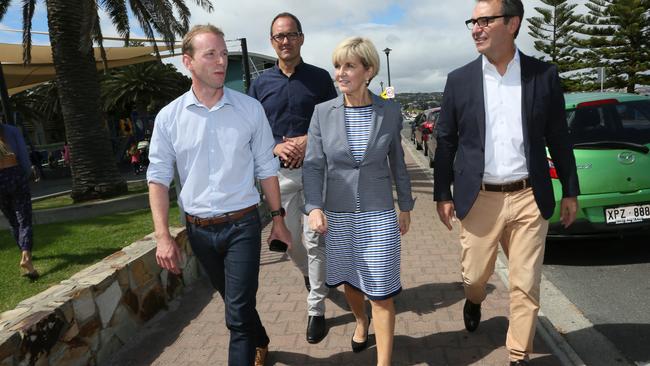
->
[270,207,286,218]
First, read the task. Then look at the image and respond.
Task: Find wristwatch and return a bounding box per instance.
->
[270,207,286,218]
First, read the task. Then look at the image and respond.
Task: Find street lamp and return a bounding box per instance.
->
[383,48,392,87]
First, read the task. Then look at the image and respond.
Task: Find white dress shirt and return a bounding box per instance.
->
[482,49,529,184]
[147,87,279,217]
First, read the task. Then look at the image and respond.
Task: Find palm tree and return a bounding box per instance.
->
[101,62,191,117]
[0,0,213,202]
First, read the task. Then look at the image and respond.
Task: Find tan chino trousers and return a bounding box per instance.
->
[459,187,549,361]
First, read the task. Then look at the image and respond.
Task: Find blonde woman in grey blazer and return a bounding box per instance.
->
[303,37,414,366]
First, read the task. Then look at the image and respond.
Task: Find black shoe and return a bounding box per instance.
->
[351,316,371,353]
[304,276,311,292]
[509,361,529,366]
[306,315,326,344]
[463,299,481,332]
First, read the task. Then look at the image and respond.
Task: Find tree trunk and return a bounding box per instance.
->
[46,0,127,202]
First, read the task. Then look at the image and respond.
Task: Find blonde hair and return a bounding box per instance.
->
[332,37,380,81]
[182,24,225,56]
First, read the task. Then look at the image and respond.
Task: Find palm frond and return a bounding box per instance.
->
[0,0,11,21]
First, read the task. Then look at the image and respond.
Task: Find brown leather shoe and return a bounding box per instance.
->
[254,346,268,366]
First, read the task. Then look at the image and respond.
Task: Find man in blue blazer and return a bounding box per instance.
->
[433,0,579,364]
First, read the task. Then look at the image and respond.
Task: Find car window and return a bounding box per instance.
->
[567,100,650,144]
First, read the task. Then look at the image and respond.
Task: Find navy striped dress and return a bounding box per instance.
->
[324,105,402,300]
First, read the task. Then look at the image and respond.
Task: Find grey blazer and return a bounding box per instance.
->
[303,93,415,213]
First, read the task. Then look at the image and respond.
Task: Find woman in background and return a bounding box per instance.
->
[0,124,38,279]
[302,37,414,366]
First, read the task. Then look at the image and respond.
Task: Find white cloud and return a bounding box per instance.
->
[1,0,594,92]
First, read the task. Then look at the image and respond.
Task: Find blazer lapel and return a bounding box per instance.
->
[520,52,535,159]
[470,56,487,149]
[330,95,356,162]
[361,93,385,162]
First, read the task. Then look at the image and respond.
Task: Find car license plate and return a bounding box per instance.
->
[605,204,650,224]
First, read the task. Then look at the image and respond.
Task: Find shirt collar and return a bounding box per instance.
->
[273,58,305,76]
[182,87,233,111]
[482,48,520,73]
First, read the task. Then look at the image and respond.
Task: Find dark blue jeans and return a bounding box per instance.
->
[186,209,270,366]
[0,166,33,252]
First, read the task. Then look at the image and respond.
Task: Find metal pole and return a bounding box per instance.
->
[383,48,392,87]
[600,67,604,92]
[0,61,15,125]
[240,38,252,94]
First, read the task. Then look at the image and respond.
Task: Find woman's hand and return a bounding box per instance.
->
[308,209,328,234]
[399,211,411,235]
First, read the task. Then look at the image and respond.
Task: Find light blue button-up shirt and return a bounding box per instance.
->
[146,87,279,218]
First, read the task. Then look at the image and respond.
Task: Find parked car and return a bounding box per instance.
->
[414,107,440,156]
[425,108,441,167]
[547,92,650,237]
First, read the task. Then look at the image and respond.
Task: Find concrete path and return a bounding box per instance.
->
[108,145,561,366]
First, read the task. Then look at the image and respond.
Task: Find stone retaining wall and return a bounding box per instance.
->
[0,227,199,366]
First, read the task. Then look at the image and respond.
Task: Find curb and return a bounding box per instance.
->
[401,135,586,366]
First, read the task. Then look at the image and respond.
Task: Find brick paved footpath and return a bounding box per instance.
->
[109,142,561,366]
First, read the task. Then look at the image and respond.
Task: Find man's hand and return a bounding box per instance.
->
[282,135,308,168]
[436,201,456,231]
[560,196,578,228]
[399,211,411,235]
[308,209,328,234]
[273,140,301,167]
[155,233,182,274]
[268,218,293,250]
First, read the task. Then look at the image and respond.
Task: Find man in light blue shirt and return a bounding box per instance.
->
[147,24,292,366]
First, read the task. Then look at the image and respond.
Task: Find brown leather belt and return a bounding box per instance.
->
[0,155,18,170]
[185,204,257,227]
[481,178,531,192]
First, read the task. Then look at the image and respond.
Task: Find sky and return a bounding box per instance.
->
[0,0,590,94]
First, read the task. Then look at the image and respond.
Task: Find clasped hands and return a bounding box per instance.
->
[274,135,307,169]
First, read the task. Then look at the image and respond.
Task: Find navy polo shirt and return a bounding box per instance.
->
[249,60,337,143]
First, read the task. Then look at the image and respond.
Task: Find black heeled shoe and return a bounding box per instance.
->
[351,315,371,353]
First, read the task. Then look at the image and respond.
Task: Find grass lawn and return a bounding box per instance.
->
[0,203,181,313]
[31,184,150,211]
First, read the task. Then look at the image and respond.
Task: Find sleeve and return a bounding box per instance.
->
[433,74,459,202]
[248,78,259,99]
[251,103,280,179]
[146,110,176,187]
[12,128,31,178]
[302,105,326,213]
[388,106,415,211]
[545,65,580,197]
[323,74,338,102]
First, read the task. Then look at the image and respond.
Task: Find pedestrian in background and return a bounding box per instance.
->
[433,0,579,364]
[248,11,337,345]
[0,123,38,279]
[303,37,414,366]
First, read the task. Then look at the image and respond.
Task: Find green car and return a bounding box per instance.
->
[547,92,650,237]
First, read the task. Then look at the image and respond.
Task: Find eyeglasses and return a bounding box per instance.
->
[271,32,303,43]
[465,15,510,30]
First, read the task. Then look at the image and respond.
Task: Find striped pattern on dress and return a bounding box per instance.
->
[324,105,402,300]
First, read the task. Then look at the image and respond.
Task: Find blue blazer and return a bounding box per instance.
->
[433,52,580,220]
[303,93,415,213]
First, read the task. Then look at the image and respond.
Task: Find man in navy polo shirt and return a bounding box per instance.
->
[249,12,337,345]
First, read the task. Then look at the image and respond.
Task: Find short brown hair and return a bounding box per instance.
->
[182,24,225,56]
